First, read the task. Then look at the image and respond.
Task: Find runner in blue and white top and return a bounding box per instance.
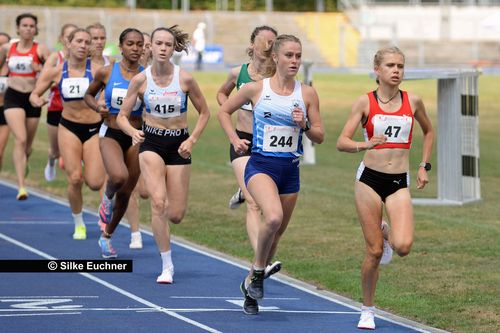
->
[117,26,210,284]
[84,28,146,259]
[30,28,105,242]
[218,34,324,308]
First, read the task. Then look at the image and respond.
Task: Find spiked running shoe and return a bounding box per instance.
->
[98,235,117,258]
[73,225,87,240]
[16,187,28,201]
[240,280,258,315]
[264,261,282,279]
[129,233,143,249]
[247,269,264,300]
[228,188,245,209]
[98,195,113,225]
[380,220,393,265]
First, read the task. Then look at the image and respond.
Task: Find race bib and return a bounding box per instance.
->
[148,94,181,118]
[61,77,89,99]
[8,56,33,74]
[0,77,8,94]
[111,88,142,111]
[263,125,299,153]
[238,83,252,112]
[373,114,412,143]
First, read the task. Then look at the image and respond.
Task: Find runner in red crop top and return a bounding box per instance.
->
[363,90,414,149]
[337,47,434,330]
[0,13,50,201]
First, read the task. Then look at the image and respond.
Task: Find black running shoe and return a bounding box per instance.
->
[240,280,259,315]
[247,269,264,300]
[264,261,282,279]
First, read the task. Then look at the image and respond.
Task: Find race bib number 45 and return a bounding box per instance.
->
[61,77,89,99]
[8,56,33,74]
[149,94,181,118]
[263,125,299,153]
[373,114,412,143]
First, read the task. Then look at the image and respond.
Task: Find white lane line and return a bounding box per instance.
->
[0,232,221,333]
[0,296,99,298]
[0,312,81,317]
[0,221,71,224]
[170,296,300,300]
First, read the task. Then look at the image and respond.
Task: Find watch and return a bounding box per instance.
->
[303,120,311,132]
[419,162,432,171]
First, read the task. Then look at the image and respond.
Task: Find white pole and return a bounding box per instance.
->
[302,61,316,165]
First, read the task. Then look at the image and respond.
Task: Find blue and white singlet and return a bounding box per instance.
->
[104,62,144,117]
[252,78,306,158]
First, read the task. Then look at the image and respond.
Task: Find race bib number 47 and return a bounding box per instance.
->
[263,125,299,153]
[373,114,412,143]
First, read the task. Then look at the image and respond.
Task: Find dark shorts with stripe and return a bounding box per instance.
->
[4,87,41,118]
[229,129,253,162]
[60,117,102,144]
[356,162,409,202]
[139,124,191,165]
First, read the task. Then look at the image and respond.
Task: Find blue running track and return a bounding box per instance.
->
[0,180,446,333]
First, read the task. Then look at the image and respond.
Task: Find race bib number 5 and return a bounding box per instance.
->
[263,125,299,153]
[61,77,89,99]
[373,114,412,143]
[111,88,142,111]
[149,94,181,118]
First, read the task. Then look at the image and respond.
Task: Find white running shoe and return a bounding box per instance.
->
[44,160,56,182]
[156,267,174,284]
[380,220,393,265]
[129,233,143,249]
[228,188,245,209]
[264,261,282,279]
[357,308,376,330]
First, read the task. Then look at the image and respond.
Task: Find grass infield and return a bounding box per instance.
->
[1,72,498,333]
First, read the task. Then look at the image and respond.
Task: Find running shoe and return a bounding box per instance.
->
[228,188,245,209]
[264,261,282,279]
[240,280,259,315]
[98,235,117,259]
[357,307,376,330]
[16,187,28,201]
[380,220,393,265]
[129,233,143,249]
[247,269,264,300]
[44,159,56,182]
[73,225,87,240]
[98,194,113,225]
[156,266,174,284]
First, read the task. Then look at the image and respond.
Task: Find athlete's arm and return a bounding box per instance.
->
[300,85,324,144]
[178,70,210,159]
[218,81,260,153]
[216,66,240,106]
[29,65,59,107]
[337,94,386,153]
[84,66,109,117]
[411,93,434,189]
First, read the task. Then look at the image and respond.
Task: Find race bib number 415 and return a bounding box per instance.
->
[149,94,181,118]
[373,114,412,143]
[263,125,299,153]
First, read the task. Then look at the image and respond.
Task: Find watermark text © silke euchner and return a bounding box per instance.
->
[0,260,133,272]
